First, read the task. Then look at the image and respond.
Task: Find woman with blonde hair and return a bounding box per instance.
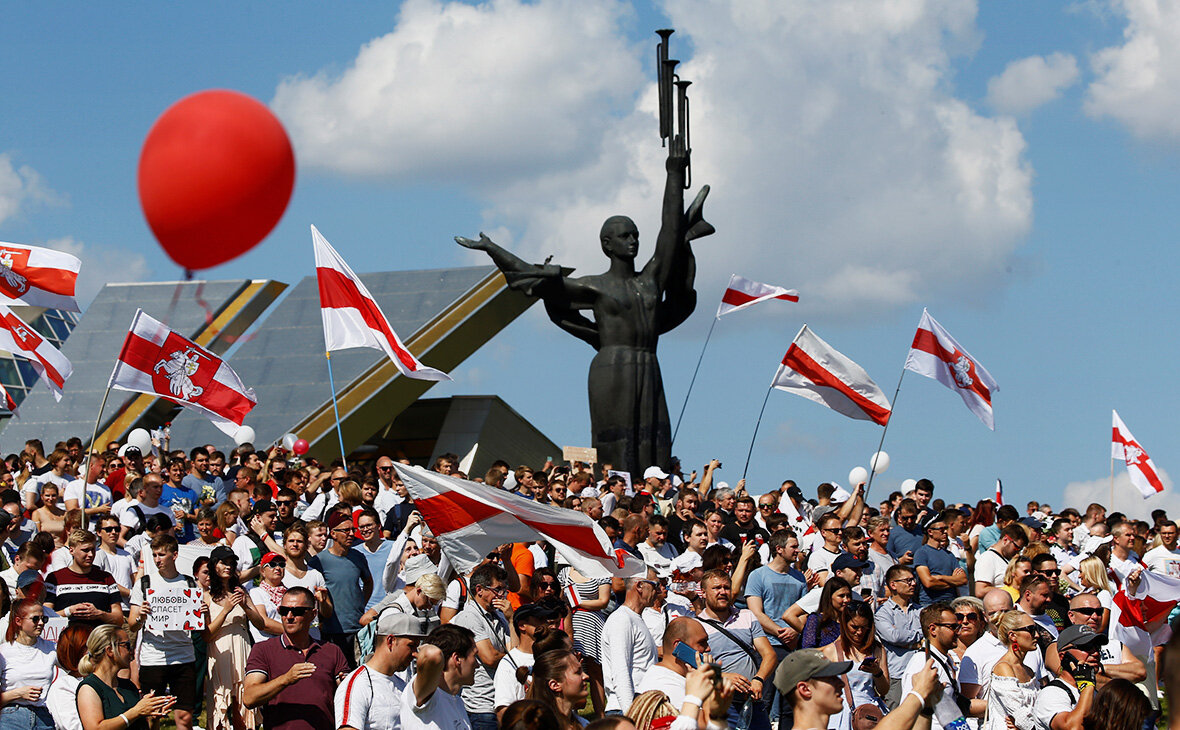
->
[76,624,174,730]
[984,610,1039,730]
[1001,556,1032,602]
[214,502,240,546]
[627,666,732,730]
[1077,556,1112,633]
[626,691,677,730]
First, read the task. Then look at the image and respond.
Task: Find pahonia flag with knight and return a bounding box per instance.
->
[904,309,999,429]
[0,304,73,401]
[109,309,257,435]
[0,241,82,312]
[1112,410,1164,499]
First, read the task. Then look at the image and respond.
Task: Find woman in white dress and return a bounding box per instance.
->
[984,610,1040,730]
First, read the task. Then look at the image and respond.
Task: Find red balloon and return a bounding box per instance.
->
[138,89,295,270]
[292,438,310,456]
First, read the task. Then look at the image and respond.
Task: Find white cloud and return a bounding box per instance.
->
[1086,0,1180,143]
[0,154,58,226]
[1062,468,1180,521]
[276,0,1033,314]
[48,236,151,309]
[273,0,642,182]
[986,53,1080,114]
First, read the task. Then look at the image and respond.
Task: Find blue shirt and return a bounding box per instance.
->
[310,549,371,634]
[873,598,923,678]
[977,524,1001,553]
[743,565,806,646]
[356,539,394,611]
[886,525,924,559]
[913,544,960,605]
[161,484,199,541]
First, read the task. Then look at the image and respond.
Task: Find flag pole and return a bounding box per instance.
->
[671,315,719,446]
[1109,454,1114,512]
[865,367,907,495]
[80,384,113,532]
[742,383,774,483]
[325,351,348,470]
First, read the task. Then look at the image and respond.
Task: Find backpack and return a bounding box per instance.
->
[124,505,149,539]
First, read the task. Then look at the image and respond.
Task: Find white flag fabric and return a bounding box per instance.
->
[904,309,999,429]
[0,305,72,401]
[0,241,81,312]
[772,325,891,425]
[109,309,257,436]
[995,479,1003,506]
[0,382,18,416]
[312,225,450,382]
[716,274,799,318]
[1112,410,1164,498]
[394,464,643,578]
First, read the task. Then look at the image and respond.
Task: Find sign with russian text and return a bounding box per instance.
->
[146,580,206,632]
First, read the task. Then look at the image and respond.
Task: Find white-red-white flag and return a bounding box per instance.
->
[312,225,450,382]
[995,479,1003,506]
[716,274,799,318]
[0,305,72,401]
[904,309,999,430]
[1112,410,1164,499]
[394,463,642,578]
[0,382,18,416]
[772,325,891,426]
[0,241,82,312]
[109,310,257,436]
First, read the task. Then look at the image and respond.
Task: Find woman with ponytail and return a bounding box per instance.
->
[75,624,175,730]
[525,650,590,730]
[984,610,1040,730]
[0,598,58,729]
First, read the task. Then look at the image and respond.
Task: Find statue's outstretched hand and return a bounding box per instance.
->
[455,233,493,251]
[666,133,688,171]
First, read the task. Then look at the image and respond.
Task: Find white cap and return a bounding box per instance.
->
[672,551,703,573]
[644,466,669,480]
[401,554,437,585]
[831,486,853,503]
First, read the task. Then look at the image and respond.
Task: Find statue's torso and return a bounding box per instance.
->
[585,271,660,351]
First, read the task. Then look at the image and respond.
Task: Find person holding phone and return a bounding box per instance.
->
[635,617,714,708]
[821,602,889,730]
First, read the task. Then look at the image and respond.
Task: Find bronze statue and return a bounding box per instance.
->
[456,29,713,477]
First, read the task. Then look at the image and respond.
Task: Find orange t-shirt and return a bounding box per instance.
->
[508,542,535,609]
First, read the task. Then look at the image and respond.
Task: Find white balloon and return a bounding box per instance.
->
[848,466,869,488]
[234,425,256,446]
[127,428,152,452]
[900,478,917,494]
[282,432,298,450]
[870,451,890,474]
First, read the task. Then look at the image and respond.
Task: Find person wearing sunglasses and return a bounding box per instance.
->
[1029,553,1070,630]
[913,512,967,607]
[901,602,981,725]
[1034,624,1104,730]
[0,598,60,729]
[309,512,374,668]
[958,588,1042,716]
[244,586,351,730]
[447,563,512,730]
[806,514,845,586]
[1042,593,1146,691]
[982,610,1041,730]
[949,596,986,663]
[76,623,177,730]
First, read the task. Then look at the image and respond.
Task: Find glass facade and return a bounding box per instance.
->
[0,308,79,413]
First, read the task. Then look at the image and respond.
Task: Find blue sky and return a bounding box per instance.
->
[3,1,1179,517]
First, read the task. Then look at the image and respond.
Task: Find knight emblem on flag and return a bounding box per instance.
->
[152,340,209,401]
[952,355,974,388]
[0,249,29,294]
[1123,444,1144,466]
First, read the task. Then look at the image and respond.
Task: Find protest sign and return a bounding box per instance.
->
[145,579,206,632]
[562,446,597,464]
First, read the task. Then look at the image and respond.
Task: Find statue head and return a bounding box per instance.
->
[600,216,639,261]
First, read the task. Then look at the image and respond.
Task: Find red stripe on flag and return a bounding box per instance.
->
[1113,587,1175,630]
[117,332,165,373]
[116,333,253,424]
[782,344,891,425]
[414,490,615,560]
[1114,430,1165,492]
[21,268,77,295]
[317,267,421,373]
[910,328,992,405]
[722,289,798,306]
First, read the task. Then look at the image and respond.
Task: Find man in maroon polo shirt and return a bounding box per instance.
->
[243,586,350,729]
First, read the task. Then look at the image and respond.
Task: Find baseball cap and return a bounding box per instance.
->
[327,511,353,530]
[832,553,870,574]
[402,553,437,585]
[16,569,41,589]
[643,466,669,481]
[830,486,852,503]
[260,552,284,567]
[0,511,12,531]
[773,648,852,695]
[210,545,238,565]
[1057,624,1107,651]
[374,611,429,638]
[512,603,558,629]
[117,444,142,458]
[786,486,805,503]
[671,551,703,574]
[250,500,276,517]
[1019,517,1043,530]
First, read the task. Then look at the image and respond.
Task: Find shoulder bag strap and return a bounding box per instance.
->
[699,616,761,664]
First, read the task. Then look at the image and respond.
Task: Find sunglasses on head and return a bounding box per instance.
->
[277,606,312,617]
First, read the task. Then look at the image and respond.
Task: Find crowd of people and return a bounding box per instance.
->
[0,437,1175,730]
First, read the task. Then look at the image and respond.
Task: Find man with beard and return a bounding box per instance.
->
[697,570,776,730]
[732,496,770,548]
[666,490,701,553]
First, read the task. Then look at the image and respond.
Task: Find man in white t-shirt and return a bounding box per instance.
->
[806,514,844,584]
[973,525,1026,597]
[118,474,174,545]
[402,624,477,730]
[1034,625,1100,730]
[92,514,133,606]
[336,611,428,730]
[128,534,198,730]
[1143,520,1180,578]
[64,454,113,520]
[491,604,555,717]
[601,574,660,713]
[635,617,711,707]
[638,516,678,577]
